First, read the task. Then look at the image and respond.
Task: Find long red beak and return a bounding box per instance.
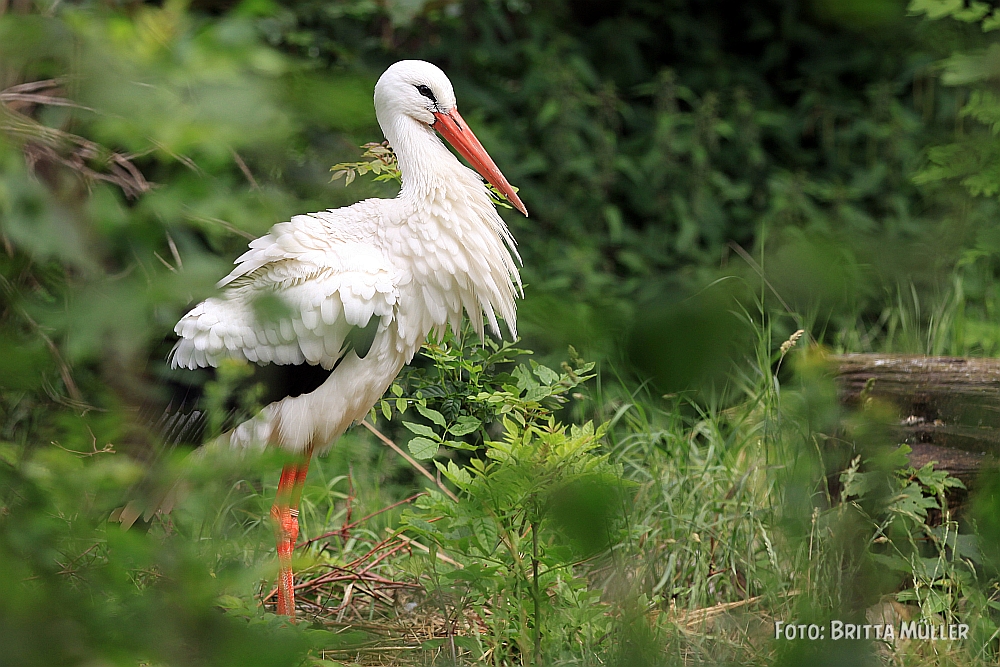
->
[432,108,528,217]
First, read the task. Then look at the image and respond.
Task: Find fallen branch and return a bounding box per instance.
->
[298,492,426,549]
[669,590,799,630]
[262,532,418,604]
[387,528,463,569]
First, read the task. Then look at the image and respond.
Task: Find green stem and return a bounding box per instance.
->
[532,520,541,666]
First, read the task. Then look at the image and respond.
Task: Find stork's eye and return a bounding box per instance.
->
[415,84,436,102]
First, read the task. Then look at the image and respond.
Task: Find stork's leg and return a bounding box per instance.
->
[272,460,310,618]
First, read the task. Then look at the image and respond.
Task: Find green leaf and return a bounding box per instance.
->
[866,545,907,570]
[941,45,1000,86]
[443,439,479,451]
[907,0,963,21]
[512,365,537,392]
[436,459,472,486]
[402,516,441,536]
[524,386,550,402]
[407,437,439,460]
[984,9,1000,30]
[451,635,483,657]
[216,594,245,609]
[449,416,481,436]
[0,443,18,466]
[954,1,991,22]
[416,404,447,427]
[403,421,437,438]
[532,361,560,385]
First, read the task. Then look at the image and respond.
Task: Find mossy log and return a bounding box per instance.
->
[832,354,999,482]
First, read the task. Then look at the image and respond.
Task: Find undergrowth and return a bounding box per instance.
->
[8,135,1000,664]
[4,288,1000,665]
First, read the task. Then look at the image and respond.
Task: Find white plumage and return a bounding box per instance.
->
[169,60,526,455]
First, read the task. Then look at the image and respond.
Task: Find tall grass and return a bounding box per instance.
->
[835,273,1000,357]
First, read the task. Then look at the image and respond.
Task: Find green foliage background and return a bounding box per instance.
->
[7,0,1000,665]
[265,0,990,346]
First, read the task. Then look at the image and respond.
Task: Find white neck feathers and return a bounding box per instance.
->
[381,114,474,204]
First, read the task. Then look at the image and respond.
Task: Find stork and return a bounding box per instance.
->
[168,60,526,618]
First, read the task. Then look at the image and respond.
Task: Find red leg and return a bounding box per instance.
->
[272,460,310,618]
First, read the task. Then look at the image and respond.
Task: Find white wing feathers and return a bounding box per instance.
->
[169,209,397,371]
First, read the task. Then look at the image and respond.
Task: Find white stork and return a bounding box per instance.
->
[168,60,526,618]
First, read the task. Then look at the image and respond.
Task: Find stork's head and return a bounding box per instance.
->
[375,60,456,126]
[374,60,527,216]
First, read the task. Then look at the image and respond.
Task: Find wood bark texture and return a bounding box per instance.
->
[833,354,1000,483]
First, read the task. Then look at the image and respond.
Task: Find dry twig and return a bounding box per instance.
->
[1,80,152,199]
[361,420,459,502]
